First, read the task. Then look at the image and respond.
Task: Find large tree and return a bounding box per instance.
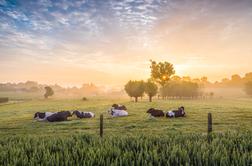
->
[150,60,175,87]
[124,80,145,102]
[245,81,252,96]
[144,80,158,102]
[44,86,54,99]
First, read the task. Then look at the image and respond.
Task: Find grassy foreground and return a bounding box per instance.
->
[0,98,252,165]
[0,132,251,166]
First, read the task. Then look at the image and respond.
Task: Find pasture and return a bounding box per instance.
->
[0,98,251,136]
[0,97,252,165]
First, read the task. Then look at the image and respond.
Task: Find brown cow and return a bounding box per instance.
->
[146,108,165,117]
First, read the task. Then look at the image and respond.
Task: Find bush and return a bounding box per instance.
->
[82,97,88,101]
[0,97,9,103]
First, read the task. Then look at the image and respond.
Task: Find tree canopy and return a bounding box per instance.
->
[150,60,175,87]
[144,80,158,102]
[160,81,199,98]
[44,86,54,99]
[124,80,145,102]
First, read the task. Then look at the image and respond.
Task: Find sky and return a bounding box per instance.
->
[0,0,252,87]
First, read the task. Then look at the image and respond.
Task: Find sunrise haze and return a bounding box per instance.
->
[1,0,252,87]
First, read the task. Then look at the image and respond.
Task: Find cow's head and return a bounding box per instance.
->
[34,112,39,119]
[112,104,119,109]
[179,106,185,114]
[66,111,72,117]
[34,112,45,119]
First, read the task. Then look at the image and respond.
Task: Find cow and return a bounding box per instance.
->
[46,111,72,122]
[146,108,165,117]
[111,104,127,110]
[166,106,185,118]
[34,112,55,121]
[108,104,128,117]
[73,110,95,118]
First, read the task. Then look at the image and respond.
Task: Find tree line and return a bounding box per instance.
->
[125,60,201,102]
[125,60,252,102]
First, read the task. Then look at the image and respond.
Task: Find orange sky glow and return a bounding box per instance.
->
[0,0,252,87]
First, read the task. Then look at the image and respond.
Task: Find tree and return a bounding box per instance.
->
[160,81,199,98]
[144,80,158,102]
[124,80,145,102]
[44,86,54,99]
[244,72,252,81]
[245,81,252,96]
[150,60,175,87]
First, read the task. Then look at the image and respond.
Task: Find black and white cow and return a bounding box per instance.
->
[166,106,185,118]
[146,108,165,117]
[34,112,55,121]
[46,111,72,122]
[111,104,127,110]
[73,110,95,118]
[108,104,128,117]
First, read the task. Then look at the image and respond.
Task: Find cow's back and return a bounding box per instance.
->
[47,112,66,122]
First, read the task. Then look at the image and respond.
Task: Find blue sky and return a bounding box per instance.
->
[0,0,252,86]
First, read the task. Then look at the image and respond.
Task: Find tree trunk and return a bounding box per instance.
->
[135,97,138,102]
[149,96,152,102]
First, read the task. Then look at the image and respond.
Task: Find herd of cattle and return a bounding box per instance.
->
[34,104,186,122]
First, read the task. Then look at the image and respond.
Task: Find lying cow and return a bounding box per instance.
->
[108,104,128,117]
[112,104,127,110]
[73,110,95,118]
[146,108,165,117]
[166,106,185,118]
[46,111,72,122]
[34,112,55,121]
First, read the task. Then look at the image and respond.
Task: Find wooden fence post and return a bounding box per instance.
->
[207,113,212,143]
[100,114,103,138]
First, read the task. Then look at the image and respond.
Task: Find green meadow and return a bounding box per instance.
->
[0,97,252,136]
[0,97,252,165]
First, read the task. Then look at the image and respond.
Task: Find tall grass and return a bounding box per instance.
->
[0,132,251,166]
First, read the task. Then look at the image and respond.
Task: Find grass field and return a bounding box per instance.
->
[0,97,252,165]
[0,97,252,136]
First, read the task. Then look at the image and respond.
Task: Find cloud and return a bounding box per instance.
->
[0,0,252,85]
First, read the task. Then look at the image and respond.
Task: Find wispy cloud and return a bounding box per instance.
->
[0,0,252,85]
